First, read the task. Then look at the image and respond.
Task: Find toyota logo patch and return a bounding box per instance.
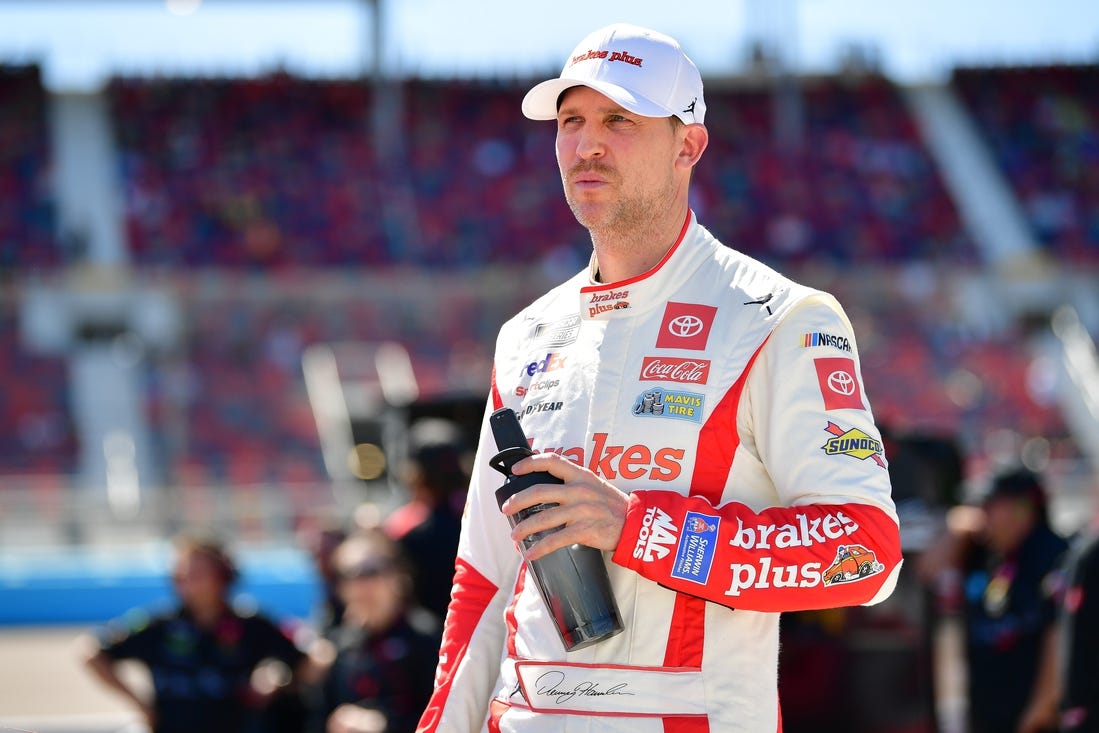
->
[827,369,856,396]
[656,302,718,350]
[668,315,705,338]
[814,357,864,411]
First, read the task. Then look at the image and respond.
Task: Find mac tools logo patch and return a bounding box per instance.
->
[655,302,718,350]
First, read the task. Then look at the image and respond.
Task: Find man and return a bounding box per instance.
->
[920,468,1066,733]
[1061,514,1099,732]
[418,23,902,733]
[82,532,325,733]
[316,530,441,733]
[384,417,469,621]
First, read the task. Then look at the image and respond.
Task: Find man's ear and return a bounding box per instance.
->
[677,123,709,171]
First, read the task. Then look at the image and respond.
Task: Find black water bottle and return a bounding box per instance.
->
[489,407,624,652]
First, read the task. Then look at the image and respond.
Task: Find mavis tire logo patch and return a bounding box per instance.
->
[671,511,720,584]
[632,388,705,423]
[655,302,717,350]
[821,422,886,468]
[633,506,679,562]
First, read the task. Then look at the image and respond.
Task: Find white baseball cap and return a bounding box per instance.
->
[522,23,706,125]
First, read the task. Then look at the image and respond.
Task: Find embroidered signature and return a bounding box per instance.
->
[534,671,634,705]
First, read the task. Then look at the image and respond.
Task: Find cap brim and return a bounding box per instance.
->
[521,77,673,121]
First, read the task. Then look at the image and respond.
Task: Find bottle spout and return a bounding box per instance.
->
[490,446,533,476]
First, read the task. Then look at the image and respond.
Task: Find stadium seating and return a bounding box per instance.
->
[107,73,974,268]
[954,65,1099,261]
[0,69,1081,482]
[0,64,59,272]
[696,76,976,264]
[0,298,77,474]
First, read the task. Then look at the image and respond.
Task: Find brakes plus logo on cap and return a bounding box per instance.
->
[570,48,644,67]
[656,302,717,350]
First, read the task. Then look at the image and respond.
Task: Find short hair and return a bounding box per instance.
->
[174,531,239,585]
[335,529,410,583]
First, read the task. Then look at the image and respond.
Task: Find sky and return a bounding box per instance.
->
[0,0,1096,91]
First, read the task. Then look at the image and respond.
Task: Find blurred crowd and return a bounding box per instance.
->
[954,65,1099,263]
[80,416,470,733]
[919,467,1099,733]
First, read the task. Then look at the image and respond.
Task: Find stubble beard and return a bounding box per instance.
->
[563,163,677,255]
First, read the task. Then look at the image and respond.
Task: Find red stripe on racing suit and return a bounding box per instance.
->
[612,496,901,613]
[417,558,500,732]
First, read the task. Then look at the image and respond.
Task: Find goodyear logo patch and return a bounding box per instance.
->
[821,421,886,468]
[632,388,705,423]
[671,511,720,584]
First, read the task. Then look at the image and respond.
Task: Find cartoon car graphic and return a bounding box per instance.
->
[823,544,885,584]
[613,301,630,309]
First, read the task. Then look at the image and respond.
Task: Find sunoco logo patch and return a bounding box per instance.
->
[671,511,720,584]
[821,422,886,468]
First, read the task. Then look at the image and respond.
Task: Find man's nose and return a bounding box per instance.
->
[575,123,606,159]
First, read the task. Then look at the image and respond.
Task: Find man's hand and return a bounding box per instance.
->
[502,452,629,562]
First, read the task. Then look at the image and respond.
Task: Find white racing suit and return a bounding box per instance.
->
[417,212,902,733]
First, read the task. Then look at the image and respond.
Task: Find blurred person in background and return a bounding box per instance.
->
[80,531,326,733]
[920,468,1068,733]
[301,518,350,638]
[314,529,440,733]
[1058,505,1099,732]
[383,418,468,621]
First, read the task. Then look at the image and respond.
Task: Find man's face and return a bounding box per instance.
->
[982,496,1034,553]
[555,86,684,234]
[172,550,227,611]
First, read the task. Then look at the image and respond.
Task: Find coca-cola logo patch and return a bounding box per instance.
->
[655,302,718,350]
[639,357,711,385]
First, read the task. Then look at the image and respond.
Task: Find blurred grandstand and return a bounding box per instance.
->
[1,19,1099,732]
[2,57,1096,535]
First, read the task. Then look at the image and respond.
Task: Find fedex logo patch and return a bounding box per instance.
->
[655,302,718,350]
[814,357,864,411]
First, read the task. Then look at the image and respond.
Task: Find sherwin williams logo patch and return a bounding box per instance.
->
[632,388,705,423]
[671,511,720,584]
[821,422,886,468]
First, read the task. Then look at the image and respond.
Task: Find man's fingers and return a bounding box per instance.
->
[511,452,583,480]
[521,528,579,562]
